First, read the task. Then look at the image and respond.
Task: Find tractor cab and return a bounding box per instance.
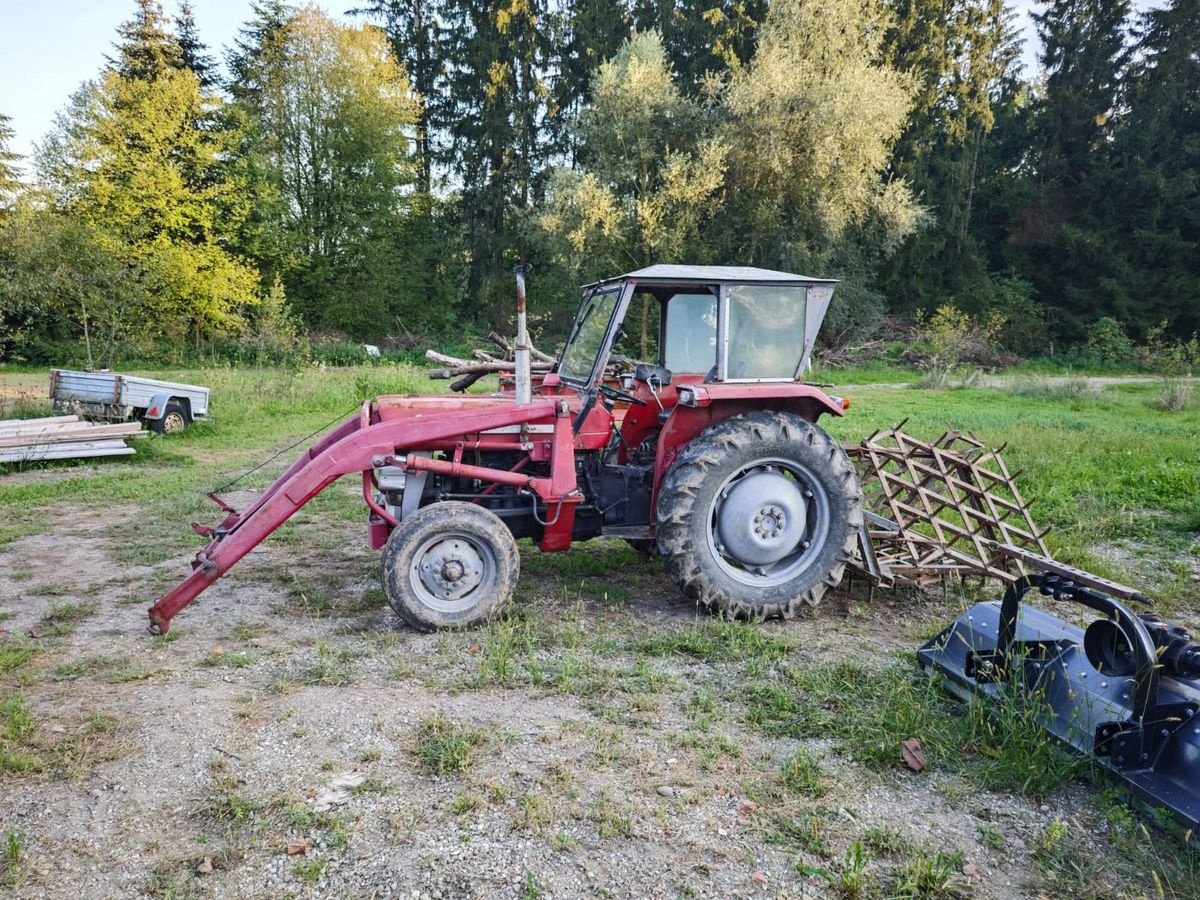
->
[561,265,838,395]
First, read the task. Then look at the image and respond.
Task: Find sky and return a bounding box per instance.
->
[0,0,351,164]
[0,0,1163,169]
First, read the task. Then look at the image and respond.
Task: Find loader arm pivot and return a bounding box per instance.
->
[148,398,558,633]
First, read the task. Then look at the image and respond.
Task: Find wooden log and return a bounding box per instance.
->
[450,372,489,392]
[486,331,512,353]
[424,349,475,367]
[427,361,553,379]
[472,349,503,362]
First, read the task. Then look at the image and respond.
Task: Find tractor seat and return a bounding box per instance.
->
[634,363,672,386]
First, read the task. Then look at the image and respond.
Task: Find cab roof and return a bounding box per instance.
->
[585,264,838,289]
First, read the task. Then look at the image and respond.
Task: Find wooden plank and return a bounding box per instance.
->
[0,421,108,437]
[0,441,136,463]
[0,423,143,448]
[0,415,81,433]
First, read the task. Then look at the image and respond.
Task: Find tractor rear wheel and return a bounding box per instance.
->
[381,502,520,631]
[656,411,862,619]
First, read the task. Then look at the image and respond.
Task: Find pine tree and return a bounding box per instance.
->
[1032,0,1131,187]
[437,0,556,321]
[550,0,632,162]
[351,0,440,193]
[108,0,184,81]
[37,1,259,352]
[1003,0,1132,338]
[1108,0,1200,334]
[0,113,21,202]
[631,0,766,91]
[175,0,219,88]
[880,0,1023,313]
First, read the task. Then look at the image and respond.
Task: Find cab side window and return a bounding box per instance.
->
[662,292,717,374]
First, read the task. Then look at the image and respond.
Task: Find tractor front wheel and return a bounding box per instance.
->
[381,502,520,631]
[656,411,862,619]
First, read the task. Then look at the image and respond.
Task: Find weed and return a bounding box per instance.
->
[200,651,255,669]
[517,792,553,833]
[636,620,793,663]
[519,872,543,900]
[836,840,872,899]
[891,848,967,899]
[0,644,35,674]
[745,659,1083,799]
[293,857,326,884]
[1,830,20,886]
[780,747,826,799]
[358,747,382,763]
[38,601,99,635]
[551,830,579,852]
[144,859,202,899]
[771,811,832,858]
[300,642,356,686]
[862,825,911,857]
[977,824,1005,851]
[590,791,633,838]
[452,791,484,814]
[413,714,483,775]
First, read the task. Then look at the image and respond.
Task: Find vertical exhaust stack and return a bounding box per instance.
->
[513,263,533,405]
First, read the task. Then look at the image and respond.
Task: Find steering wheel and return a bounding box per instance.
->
[599,384,648,406]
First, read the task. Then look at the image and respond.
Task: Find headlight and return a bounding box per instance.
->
[676,387,696,407]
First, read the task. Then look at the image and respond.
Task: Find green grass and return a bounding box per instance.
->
[744,658,1085,800]
[0,644,36,675]
[1,830,21,887]
[413,714,484,776]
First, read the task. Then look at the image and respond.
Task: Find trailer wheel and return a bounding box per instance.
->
[381,502,519,631]
[149,401,190,434]
[656,411,862,619]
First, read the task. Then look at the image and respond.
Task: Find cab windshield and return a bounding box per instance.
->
[558,286,621,384]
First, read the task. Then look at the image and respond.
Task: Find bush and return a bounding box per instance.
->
[907,305,1011,388]
[1086,317,1134,364]
[1137,322,1198,412]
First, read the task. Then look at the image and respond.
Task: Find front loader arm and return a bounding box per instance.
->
[148,399,558,633]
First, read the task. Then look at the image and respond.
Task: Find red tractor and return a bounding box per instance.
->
[148,265,864,633]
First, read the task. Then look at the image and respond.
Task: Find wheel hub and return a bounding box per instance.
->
[715,469,808,567]
[417,539,484,600]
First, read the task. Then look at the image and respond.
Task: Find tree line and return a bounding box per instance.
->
[0,0,1195,366]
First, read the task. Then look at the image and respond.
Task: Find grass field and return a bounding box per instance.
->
[1,364,1198,898]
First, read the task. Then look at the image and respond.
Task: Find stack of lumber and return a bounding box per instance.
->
[0,415,142,464]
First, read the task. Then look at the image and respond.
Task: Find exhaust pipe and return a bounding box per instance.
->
[513,263,532,405]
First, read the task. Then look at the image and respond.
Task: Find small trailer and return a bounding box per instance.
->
[49,369,209,434]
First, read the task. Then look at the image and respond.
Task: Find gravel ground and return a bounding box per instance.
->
[0,495,1186,899]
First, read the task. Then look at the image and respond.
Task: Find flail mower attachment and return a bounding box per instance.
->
[920,572,1200,832]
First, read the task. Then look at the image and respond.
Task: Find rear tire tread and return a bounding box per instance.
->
[655,411,862,620]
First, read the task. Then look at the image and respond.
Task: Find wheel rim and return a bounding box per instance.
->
[162,411,186,433]
[706,456,832,587]
[408,532,497,614]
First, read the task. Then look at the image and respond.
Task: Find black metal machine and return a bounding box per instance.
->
[920,565,1200,832]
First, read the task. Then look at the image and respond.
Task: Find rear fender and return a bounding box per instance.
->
[143,393,172,420]
[650,382,848,524]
